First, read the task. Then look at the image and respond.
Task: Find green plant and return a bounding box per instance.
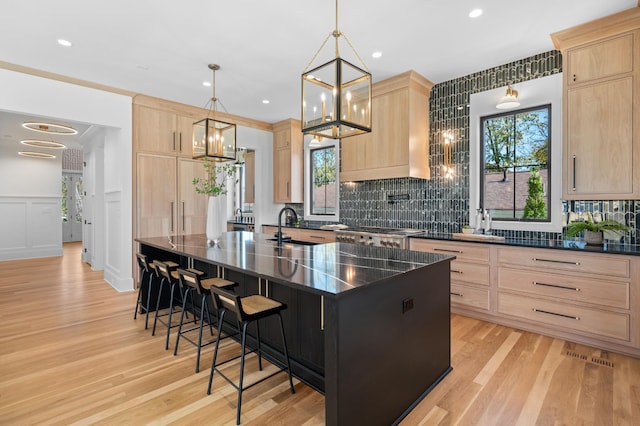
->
[565,215,629,238]
[523,168,546,219]
[192,159,238,196]
[462,225,469,229]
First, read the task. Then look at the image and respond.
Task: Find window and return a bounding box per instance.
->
[469,73,562,232]
[481,105,550,222]
[304,138,339,221]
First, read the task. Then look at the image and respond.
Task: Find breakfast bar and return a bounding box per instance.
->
[137,231,453,425]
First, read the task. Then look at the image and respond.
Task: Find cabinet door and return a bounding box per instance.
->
[565,77,633,198]
[244,150,256,203]
[274,148,292,203]
[137,153,177,237]
[175,114,196,157]
[134,105,178,154]
[177,158,207,236]
[274,128,291,150]
[365,89,408,169]
[567,33,633,85]
[341,132,369,176]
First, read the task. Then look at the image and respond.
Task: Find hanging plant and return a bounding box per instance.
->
[192,158,238,197]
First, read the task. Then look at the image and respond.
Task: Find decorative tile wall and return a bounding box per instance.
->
[338,50,639,244]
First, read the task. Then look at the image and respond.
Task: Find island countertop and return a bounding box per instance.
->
[136,231,454,297]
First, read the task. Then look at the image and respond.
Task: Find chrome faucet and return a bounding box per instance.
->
[277,207,298,246]
[234,208,243,222]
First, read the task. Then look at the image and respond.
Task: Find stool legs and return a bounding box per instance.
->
[174,290,213,373]
[151,277,166,336]
[207,309,227,394]
[278,313,295,395]
[237,321,250,425]
[133,268,145,320]
[133,268,155,330]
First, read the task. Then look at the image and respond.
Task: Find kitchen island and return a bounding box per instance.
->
[137,232,453,425]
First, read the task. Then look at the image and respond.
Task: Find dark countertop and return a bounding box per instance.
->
[411,232,640,256]
[137,232,453,297]
[261,222,331,231]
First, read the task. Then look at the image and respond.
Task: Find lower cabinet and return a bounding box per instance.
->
[409,238,640,357]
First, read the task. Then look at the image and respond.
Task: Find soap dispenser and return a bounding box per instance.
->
[483,209,492,235]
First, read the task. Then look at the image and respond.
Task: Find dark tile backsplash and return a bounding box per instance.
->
[336,50,639,244]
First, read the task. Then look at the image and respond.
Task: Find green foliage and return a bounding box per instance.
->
[192,158,238,196]
[565,215,630,237]
[523,168,546,219]
[312,146,336,187]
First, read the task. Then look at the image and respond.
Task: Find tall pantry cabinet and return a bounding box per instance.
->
[551,8,640,200]
[133,95,208,241]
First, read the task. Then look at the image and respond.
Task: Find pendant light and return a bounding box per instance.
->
[193,64,237,161]
[301,0,372,139]
[496,85,520,109]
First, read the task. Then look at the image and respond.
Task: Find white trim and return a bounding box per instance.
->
[469,73,563,233]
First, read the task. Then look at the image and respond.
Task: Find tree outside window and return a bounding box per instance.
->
[481,105,550,221]
[310,146,336,215]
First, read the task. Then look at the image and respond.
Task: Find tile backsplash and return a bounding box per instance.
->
[337,50,639,244]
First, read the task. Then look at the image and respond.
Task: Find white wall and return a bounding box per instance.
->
[0,68,133,292]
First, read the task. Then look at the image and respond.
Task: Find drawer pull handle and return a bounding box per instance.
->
[532,308,580,320]
[309,235,324,239]
[435,248,462,254]
[533,281,580,291]
[451,270,463,274]
[450,292,464,297]
[532,257,580,266]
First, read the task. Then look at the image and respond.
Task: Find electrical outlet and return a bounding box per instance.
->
[402,298,414,313]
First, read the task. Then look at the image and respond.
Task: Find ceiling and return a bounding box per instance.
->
[0,0,637,153]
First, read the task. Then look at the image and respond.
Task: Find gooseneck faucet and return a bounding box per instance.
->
[234,208,243,222]
[277,207,298,246]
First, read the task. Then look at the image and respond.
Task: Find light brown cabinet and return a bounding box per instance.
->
[409,239,490,312]
[340,70,433,182]
[273,119,303,203]
[134,104,197,158]
[552,11,640,199]
[243,150,256,204]
[410,237,640,357]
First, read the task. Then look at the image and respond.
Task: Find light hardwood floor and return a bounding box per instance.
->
[1,242,638,425]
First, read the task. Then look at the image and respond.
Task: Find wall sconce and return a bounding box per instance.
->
[442,131,454,179]
[496,85,520,109]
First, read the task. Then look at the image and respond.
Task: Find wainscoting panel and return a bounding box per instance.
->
[0,196,62,260]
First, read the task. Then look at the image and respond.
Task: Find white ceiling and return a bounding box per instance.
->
[0,0,637,153]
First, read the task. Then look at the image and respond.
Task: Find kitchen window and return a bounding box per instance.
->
[304,138,340,221]
[480,105,551,222]
[469,73,562,232]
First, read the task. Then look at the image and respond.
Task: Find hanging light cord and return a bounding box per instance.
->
[204,65,229,116]
[303,0,369,73]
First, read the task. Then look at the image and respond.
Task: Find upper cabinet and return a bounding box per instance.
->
[552,8,640,200]
[273,119,303,203]
[134,104,197,157]
[340,70,433,182]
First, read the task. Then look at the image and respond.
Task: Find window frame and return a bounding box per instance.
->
[469,73,563,233]
[303,137,340,221]
[480,104,552,223]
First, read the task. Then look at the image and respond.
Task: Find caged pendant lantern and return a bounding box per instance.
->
[301,0,372,139]
[193,64,237,161]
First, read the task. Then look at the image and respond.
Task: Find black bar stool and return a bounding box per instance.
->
[206,286,295,425]
[151,260,192,350]
[134,253,158,329]
[174,268,237,373]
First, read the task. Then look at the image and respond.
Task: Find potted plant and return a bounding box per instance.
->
[193,159,238,245]
[461,225,474,234]
[565,214,629,245]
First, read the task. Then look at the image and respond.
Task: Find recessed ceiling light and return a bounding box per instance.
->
[262,99,270,104]
[136,64,149,70]
[372,52,382,59]
[469,9,483,18]
[57,39,72,47]
[203,81,211,87]
[22,121,78,135]
[21,139,67,149]
[18,151,56,159]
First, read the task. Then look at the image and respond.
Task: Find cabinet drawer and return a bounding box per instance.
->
[497,247,630,278]
[498,267,629,309]
[450,260,489,287]
[498,293,629,341]
[567,33,633,85]
[410,239,489,263]
[297,229,336,243]
[451,283,489,311]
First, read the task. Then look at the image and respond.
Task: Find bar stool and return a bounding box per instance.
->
[174,269,237,373]
[134,253,158,329]
[151,260,191,350]
[206,286,295,425]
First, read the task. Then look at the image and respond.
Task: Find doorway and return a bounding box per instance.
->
[62,172,83,243]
